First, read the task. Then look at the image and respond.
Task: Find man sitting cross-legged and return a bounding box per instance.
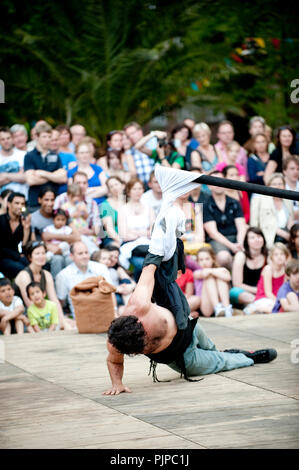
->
[103,166,277,395]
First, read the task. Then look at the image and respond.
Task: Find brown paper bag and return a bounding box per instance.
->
[70,276,116,333]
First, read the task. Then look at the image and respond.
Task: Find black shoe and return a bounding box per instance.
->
[224,348,277,364]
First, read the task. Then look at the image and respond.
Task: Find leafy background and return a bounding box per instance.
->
[0,0,298,144]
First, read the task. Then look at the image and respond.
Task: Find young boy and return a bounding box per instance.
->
[273,259,299,312]
[0,278,33,335]
[26,282,59,332]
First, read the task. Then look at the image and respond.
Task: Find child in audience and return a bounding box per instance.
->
[273,259,299,312]
[215,141,246,181]
[26,282,59,332]
[42,208,72,259]
[61,183,89,232]
[185,246,232,317]
[91,248,135,314]
[244,242,290,314]
[0,278,33,334]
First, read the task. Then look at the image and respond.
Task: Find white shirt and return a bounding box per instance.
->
[0,149,28,197]
[0,296,23,312]
[55,261,113,316]
[141,189,162,216]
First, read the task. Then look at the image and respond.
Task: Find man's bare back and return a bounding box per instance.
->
[103,264,180,395]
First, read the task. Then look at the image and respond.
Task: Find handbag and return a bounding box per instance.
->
[70,276,116,333]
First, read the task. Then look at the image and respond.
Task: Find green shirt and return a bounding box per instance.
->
[27,300,59,329]
[99,200,118,234]
[151,150,185,169]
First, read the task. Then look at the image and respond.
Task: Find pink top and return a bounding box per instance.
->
[215,141,248,179]
[255,272,285,300]
[215,161,246,176]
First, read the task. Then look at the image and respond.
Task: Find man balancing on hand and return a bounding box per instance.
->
[103,166,277,396]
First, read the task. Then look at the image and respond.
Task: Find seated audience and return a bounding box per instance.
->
[186,246,232,318]
[14,241,74,330]
[244,116,267,154]
[288,223,299,259]
[55,241,114,319]
[124,122,155,188]
[222,165,250,224]
[100,176,126,248]
[0,192,32,278]
[250,172,294,248]
[214,120,248,178]
[50,128,76,195]
[203,171,247,269]
[243,242,289,314]
[67,141,107,205]
[30,187,56,240]
[140,171,162,217]
[171,123,194,165]
[69,124,86,153]
[10,124,29,152]
[283,155,299,221]
[176,267,201,317]
[26,281,59,333]
[24,122,67,212]
[42,209,73,269]
[215,141,246,181]
[118,178,155,280]
[264,125,297,184]
[0,188,12,215]
[188,122,219,175]
[106,149,131,183]
[231,227,268,307]
[273,259,299,312]
[247,133,270,185]
[0,277,33,335]
[0,127,27,198]
[54,171,102,246]
[92,248,135,315]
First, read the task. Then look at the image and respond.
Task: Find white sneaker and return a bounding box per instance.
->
[243,303,256,315]
[214,303,226,317]
[224,304,233,317]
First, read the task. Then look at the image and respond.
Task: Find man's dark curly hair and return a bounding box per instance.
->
[108,315,146,356]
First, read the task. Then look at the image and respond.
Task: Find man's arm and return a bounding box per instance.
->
[204,220,239,253]
[35,168,67,184]
[126,264,157,315]
[103,341,132,395]
[25,170,49,186]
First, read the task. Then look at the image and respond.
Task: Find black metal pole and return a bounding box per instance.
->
[193,175,299,202]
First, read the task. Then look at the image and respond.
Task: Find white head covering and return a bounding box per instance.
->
[149,165,201,261]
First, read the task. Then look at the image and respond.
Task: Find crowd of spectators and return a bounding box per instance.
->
[0,115,299,335]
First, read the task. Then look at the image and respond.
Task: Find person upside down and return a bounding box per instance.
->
[103,166,277,396]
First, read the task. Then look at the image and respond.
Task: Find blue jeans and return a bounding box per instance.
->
[168,322,254,376]
[129,256,145,282]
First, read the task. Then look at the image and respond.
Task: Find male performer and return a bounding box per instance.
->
[103,166,277,395]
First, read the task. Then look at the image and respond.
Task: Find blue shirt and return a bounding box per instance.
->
[24,148,63,208]
[58,152,77,194]
[67,164,106,205]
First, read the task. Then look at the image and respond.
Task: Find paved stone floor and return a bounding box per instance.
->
[0,312,298,449]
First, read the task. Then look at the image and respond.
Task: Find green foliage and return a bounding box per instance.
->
[0,0,298,140]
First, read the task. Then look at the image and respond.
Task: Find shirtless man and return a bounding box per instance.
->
[104,259,277,395]
[103,166,277,396]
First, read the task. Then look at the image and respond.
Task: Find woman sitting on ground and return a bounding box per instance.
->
[14,241,75,330]
[230,227,268,308]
